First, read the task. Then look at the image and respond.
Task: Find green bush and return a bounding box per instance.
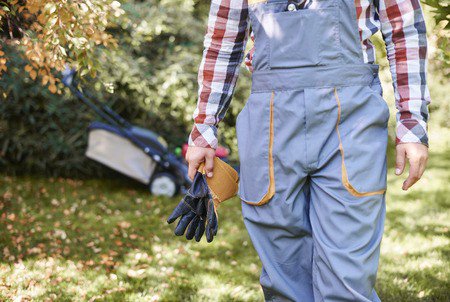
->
[0,44,105,176]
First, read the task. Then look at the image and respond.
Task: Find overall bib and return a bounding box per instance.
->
[236,0,389,301]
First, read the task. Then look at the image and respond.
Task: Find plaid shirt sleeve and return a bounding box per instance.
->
[378,0,431,146]
[188,0,250,149]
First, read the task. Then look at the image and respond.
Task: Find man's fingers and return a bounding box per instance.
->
[204,153,214,178]
[396,143,429,191]
[402,159,421,191]
[395,147,406,175]
[418,155,428,179]
[188,161,200,181]
[186,146,216,181]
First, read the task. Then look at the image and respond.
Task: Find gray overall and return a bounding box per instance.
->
[236,0,389,301]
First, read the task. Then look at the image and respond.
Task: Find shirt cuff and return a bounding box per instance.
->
[396,118,429,147]
[188,123,218,149]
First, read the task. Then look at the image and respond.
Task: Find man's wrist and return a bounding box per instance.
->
[396,119,429,147]
[188,124,218,149]
[396,141,429,149]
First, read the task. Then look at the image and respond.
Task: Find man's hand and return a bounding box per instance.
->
[395,143,428,191]
[186,146,216,181]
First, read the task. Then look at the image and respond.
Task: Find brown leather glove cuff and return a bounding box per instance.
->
[198,157,239,206]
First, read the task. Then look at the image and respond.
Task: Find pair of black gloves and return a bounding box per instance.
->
[167,171,218,243]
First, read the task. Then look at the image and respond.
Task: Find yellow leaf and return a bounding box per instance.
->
[0,50,4,56]
[37,13,46,25]
[25,65,32,72]
[28,4,39,14]
[60,11,70,23]
[29,70,37,80]
[48,84,57,94]
[42,76,49,85]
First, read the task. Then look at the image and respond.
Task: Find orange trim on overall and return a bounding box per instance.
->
[243,91,276,205]
[334,88,386,197]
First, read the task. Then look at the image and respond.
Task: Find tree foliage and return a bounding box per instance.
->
[0,0,124,95]
[0,0,248,177]
[422,0,449,77]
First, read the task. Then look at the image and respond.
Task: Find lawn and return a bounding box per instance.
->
[1,142,449,301]
[3,68,449,302]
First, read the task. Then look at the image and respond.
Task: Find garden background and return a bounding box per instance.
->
[0,0,449,301]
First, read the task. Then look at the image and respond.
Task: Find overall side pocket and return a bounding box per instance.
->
[236,91,276,205]
[333,87,388,197]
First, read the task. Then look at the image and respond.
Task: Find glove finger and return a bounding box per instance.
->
[206,224,214,243]
[206,200,218,242]
[211,215,218,236]
[195,217,206,242]
[186,215,201,240]
[211,211,218,235]
[174,211,196,236]
[196,197,207,218]
[167,200,191,224]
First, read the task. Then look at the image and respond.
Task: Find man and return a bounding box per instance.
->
[186,0,430,300]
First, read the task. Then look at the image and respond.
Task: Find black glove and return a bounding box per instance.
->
[167,171,219,242]
[167,171,208,241]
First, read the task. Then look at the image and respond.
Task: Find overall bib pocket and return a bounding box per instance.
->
[236,91,276,205]
[333,87,388,197]
[264,7,340,69]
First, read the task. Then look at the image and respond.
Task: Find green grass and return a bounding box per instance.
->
[1,142,449,301]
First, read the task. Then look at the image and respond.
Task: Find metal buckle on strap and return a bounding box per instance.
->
[286,0,306,11]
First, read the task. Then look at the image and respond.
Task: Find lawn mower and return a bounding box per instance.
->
[61,67,192,197]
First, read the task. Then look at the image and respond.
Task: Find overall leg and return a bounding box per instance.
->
[306,85,389,301]
[309,183,385,302]
[242,180,314,301]
[238,90,315,301]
